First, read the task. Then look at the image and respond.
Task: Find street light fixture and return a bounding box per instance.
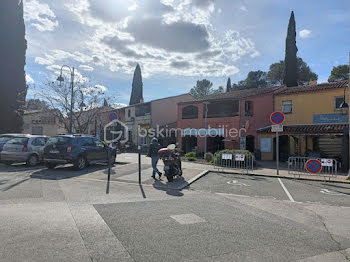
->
[56,65,75,133]
[79,101,86,109]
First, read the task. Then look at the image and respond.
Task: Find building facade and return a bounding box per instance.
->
[257,81,349,169]
[22,110,66,136]
[177,87,279,154]
[123,94,194,148]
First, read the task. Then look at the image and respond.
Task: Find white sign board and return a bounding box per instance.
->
[235,154,245,161]
[271,125,283,132]
[260,138,272,153]
[222,153,232,160]
[321,158,333,167]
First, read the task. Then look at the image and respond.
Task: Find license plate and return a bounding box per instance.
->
[50,150,59,154]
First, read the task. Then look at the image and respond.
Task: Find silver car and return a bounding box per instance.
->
[0,135,48,166]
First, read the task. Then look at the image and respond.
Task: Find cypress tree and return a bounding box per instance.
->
[129,64,144,105]
[226,77,232,92]
[283,11,298,87]
[0,0,27,133]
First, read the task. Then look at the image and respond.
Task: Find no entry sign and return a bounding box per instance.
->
[270,112,285,125]
[305,159,322,174]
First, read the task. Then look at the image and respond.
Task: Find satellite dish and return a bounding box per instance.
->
[167,144,176,150]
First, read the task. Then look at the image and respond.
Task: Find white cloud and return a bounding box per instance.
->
[299,29,312,38]
[35,57,52,65]
[80,84,108,96]
[79,65,94,72]
[24,0,59,32]
[111,102,127,109]
[240,5,248,12]
[94,84,107,92]
[26,0,260,82]
[26,74,34,83]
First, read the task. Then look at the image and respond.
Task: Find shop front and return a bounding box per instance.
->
[257,123,349,170]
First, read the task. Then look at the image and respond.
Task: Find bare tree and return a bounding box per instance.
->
[40,78,108,134]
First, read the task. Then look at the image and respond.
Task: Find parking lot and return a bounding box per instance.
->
[189,172,350,207]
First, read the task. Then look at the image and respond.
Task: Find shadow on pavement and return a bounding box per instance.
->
[30,163,120,180]
[152,179,184,197]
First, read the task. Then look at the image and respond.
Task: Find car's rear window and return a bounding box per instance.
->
[47,136,72,145]
[7,137,29,145]
[0,136,13,143]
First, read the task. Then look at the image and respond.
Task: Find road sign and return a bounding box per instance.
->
[271,125,283,132]
[109,112,117,121]
[321,158,333,167]
[222,153,232,160]
[235,154,245,161]
[305,159,322,174]
[270,111,285,125]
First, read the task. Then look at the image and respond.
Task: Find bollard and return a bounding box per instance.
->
[106,147,111,194]
[138,145,141,184]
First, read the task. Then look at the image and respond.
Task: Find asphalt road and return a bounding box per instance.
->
[95,195,350,262]
[1,158,350,262]
[189,172,350,207]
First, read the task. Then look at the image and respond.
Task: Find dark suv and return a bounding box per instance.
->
[43,134,117,170]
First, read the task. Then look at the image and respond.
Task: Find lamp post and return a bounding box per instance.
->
[57,65,75,133]
[203,101,210,155]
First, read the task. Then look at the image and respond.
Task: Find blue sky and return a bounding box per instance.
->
[23,0,350,106]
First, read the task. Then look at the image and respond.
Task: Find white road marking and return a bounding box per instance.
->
[227,180,250,186]
[170,213,206,225]
[320,189,346,196]
[278,178,295,202]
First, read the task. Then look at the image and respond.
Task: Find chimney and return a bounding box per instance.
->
[309,79,317,85]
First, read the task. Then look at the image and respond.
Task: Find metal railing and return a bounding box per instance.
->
[288,156,337,178]
[213,153,254,174]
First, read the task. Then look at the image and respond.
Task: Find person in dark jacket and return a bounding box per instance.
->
[147,137,162,179]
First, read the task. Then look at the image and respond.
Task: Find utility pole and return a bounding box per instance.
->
[57,65,75,134]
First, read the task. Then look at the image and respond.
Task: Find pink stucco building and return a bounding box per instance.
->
[177,87,280,155]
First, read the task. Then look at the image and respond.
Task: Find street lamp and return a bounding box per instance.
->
[203,101,210,155]
[57,65,75,133]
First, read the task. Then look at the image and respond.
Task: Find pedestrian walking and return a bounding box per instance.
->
[147,137,162,179]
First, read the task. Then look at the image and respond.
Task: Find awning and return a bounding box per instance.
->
[257,123,348,135]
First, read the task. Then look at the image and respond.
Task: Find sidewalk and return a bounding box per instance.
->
[181,158,350,184]
[117,153,350,185]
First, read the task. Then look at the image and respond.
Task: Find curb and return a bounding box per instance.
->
[178,170,210,190]
[210,170,350,184]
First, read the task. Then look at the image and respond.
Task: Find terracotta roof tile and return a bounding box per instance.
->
[194,86,281,102]
[275,81,348,95]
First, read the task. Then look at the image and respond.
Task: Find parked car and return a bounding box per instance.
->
[0,135,48,166]
[0,134,24,161]
[43,134,117,170]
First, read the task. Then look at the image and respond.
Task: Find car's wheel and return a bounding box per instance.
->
[26,154,39,167]
[45,163,56,169]
[166,172,173,182]
[74,156,87,170]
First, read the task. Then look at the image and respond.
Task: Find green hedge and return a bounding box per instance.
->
[184,152,197,161]
[204,152,214,162]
